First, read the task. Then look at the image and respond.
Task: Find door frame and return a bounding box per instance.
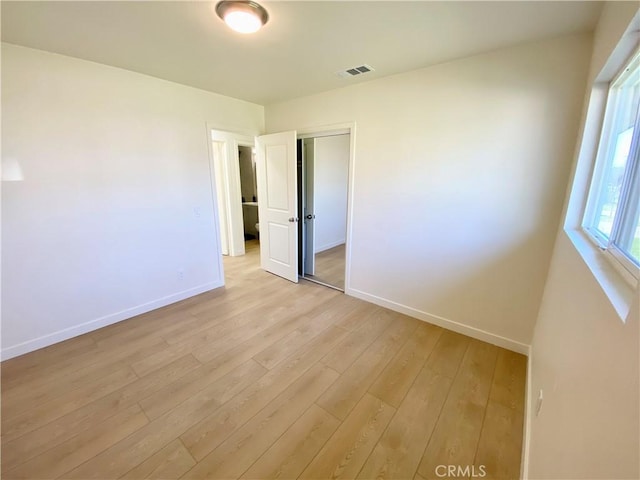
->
[206,122,356,292]
[296,122,356,294]
[207,126,257,257]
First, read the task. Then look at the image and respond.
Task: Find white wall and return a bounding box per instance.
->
[313,134,349,253]
[1,43,264,359]
[266,34,592,350]
[527,4,640,479]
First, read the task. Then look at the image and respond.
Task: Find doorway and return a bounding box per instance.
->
[211,124,354,290]
[209,129,257,259]
[298,133,350,291]
[238,145,259,242]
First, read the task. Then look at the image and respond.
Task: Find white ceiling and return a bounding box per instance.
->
[1,1,602,105]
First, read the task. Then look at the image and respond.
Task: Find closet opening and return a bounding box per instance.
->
[297,132,350,291]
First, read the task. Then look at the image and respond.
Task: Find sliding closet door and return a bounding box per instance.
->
[255,131,298,283]
[303,138,316,276]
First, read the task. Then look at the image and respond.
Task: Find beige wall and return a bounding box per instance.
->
[266,34,592,350]
[1,43,264,359]
[527,3,640,479]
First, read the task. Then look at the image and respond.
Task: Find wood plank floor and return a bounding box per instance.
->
[306,243,346,290]
[1,241,526,479]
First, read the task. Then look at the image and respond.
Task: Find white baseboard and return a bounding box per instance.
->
[345,287,530,355]
[1,281,224,361]
[315,240,345,254]
[521,350,533,479]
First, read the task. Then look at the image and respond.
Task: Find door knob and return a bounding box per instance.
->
[305,214,315,220]
[288,217,298,222]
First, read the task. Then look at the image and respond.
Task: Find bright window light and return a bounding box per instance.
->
[583,51,640,274]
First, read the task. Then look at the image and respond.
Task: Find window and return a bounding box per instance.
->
[583,52,640,277]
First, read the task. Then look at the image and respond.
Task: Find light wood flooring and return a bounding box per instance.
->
[306,243,346,290]
[1,242,526,479]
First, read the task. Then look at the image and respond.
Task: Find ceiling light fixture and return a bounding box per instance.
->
[215,1,269,34]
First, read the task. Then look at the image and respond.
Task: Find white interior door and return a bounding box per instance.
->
[255,131,298,283]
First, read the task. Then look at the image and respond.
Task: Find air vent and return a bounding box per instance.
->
[336,64,375,78]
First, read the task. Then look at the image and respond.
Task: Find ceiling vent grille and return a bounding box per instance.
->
[337,64,375,78]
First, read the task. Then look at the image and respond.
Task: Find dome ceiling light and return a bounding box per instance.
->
[215,1,269,34]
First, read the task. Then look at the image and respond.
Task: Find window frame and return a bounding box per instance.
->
[582,51,640,282]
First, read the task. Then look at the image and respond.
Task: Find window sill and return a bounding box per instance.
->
[565,228,637,322]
